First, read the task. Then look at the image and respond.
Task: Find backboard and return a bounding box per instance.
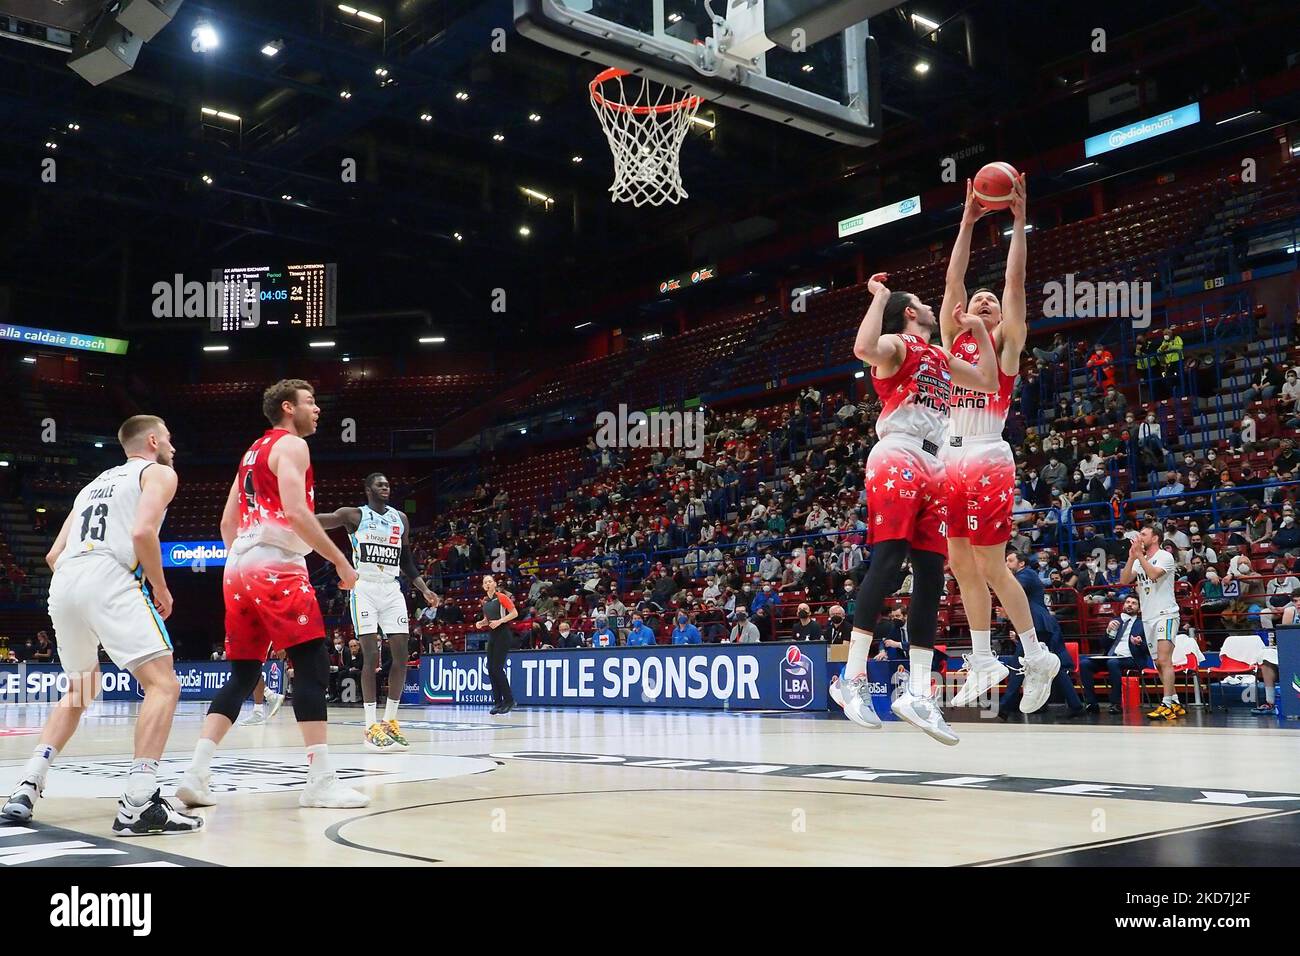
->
[515,0,892,145]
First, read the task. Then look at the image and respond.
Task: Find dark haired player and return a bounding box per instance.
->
[940,174,1059,713]
[317,472,437,750]
[176,379,367,809]
[830,273,997,745]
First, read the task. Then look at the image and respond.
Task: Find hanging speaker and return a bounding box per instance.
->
[114,0,185,43]
[67,15,142,85]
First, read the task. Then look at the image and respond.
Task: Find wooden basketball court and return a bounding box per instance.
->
[3,701,1298,867]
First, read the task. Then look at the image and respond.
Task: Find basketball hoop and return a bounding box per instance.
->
[589,67,702,207]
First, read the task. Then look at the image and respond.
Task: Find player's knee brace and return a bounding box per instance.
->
[208,660,263,723]
[852,539,910,633]
[287,639,330,722]
[904,549,946,649]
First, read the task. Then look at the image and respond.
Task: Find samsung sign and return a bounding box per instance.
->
[837,196,921,239]
[162,541,227,568]
[1084,103,1200,158]
[416,643,827,710]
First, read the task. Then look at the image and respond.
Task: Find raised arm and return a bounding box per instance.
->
[939,180,988,351]
[852,272,905,375]
[132,464,180,619]
[945,305,999,393]
[316,506,362,533]
[999,173,1028,375]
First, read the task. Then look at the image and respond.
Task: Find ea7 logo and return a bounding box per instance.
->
[50,886,152,936]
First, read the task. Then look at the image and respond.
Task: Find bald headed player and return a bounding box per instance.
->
[939,173,1061,714]
[3,416,201,835]
[318,473,437,751]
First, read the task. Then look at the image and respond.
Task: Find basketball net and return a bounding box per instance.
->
[589,67,702,207]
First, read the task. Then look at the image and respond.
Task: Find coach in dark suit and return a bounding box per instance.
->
[999,553,1084,718]
[1079,596,1151,713]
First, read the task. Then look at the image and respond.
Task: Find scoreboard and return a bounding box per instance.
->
[210,263,337,332]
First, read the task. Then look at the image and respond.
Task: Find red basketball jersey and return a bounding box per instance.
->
[870,333,953,447]
[948,329,1017,438]
[233,428,315,555]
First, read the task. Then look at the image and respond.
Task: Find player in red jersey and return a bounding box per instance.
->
[830,272,998,745]
[175,379,368,810]
[939,175,1061,714]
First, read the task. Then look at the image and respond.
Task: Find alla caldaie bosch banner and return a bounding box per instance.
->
[413,642,827,710]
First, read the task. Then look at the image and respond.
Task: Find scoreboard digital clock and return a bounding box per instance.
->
[210,263,337,332]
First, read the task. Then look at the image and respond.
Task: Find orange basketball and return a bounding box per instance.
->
[973,161,1020,210]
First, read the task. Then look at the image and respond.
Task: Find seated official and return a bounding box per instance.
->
[590,622,619,648]
[625,614,658,647]
[791,603,823,641]
[1079,596,1151,713]
[670,612,702,645]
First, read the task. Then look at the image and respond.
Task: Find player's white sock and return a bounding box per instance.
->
[1166,693,1180,705]
[1020,627,1041,652]
[383,699,399,722]
[1265,684,1276,704]
[191,738,217,775]
[846,629,873,679]
[306,744,332,780]
[909,648,934,697]
[970,629,993,658]
[126,758,159,804]
[23,744,56,787]
[252,703,265,717]
[364,702,378,726]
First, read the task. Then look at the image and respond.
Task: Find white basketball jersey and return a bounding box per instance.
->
[350,505,405,582]
[56,458,158,574]
[1130,548,1178,622]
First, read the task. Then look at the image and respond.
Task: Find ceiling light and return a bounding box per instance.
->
[338,4,358,13]
[216,111,241,122]
[357,10,383,23]
[522,187,554,203]
[519,225,531,236]
[854,370,865,379]
[340,89,352,99]
[66,122,80,131]
[193,18,219,52]
[914,60,930,74]
[668,12,682,22]
[519,428,528,435]
[419,112,433,122]
[493,132,505,142]
[282,194,293,201]
[261,39,283,57]
[0,461,9,467]
[309,340,336,348]
[45,141,58,149]
[453,232,463,241]
[574,321,593,329]
[911,13,940,31]
[35,507,46,514]
[642,332,662,342]
[22,357,37,364]
[375,66,389,76]
[94,442,104,448]
[202,345,228,352]
[201,106,218,115]
[528,112,541,122]
[571,154,583,163]
[1215,109,1260,126]
[201,174,213,184]
[342,356,351,363]
[1003,224,1034,236]
[801,64,814,73]
[1065,162,1097,173]
[455,91,469,101]
[690,115,716,129]
[419,336,447,344]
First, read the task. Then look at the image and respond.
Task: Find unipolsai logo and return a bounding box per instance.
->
[779,646,814,710]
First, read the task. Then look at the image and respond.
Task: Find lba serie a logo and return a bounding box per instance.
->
[779,645,814,710]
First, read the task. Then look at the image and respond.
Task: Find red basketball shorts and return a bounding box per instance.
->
[942,436,1017,547]
[224,543,325,661]
[864,438,949,556]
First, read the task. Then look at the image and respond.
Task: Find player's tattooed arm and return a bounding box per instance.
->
[853,272,904,375]
[316,506,362,533]
[945,305,999,393]
[999,173,1029,375]
[939,179,986,352]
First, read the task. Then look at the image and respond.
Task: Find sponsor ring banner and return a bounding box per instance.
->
[0,662,283,704]
[1276,625,1300,720]
[162,540,228,568]
[416,642,828,710]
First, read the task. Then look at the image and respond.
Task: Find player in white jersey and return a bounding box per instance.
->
[318,472,437,750]
[939,173,1059,712]
[2,416,202,835]
[1120,520,1185,720]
